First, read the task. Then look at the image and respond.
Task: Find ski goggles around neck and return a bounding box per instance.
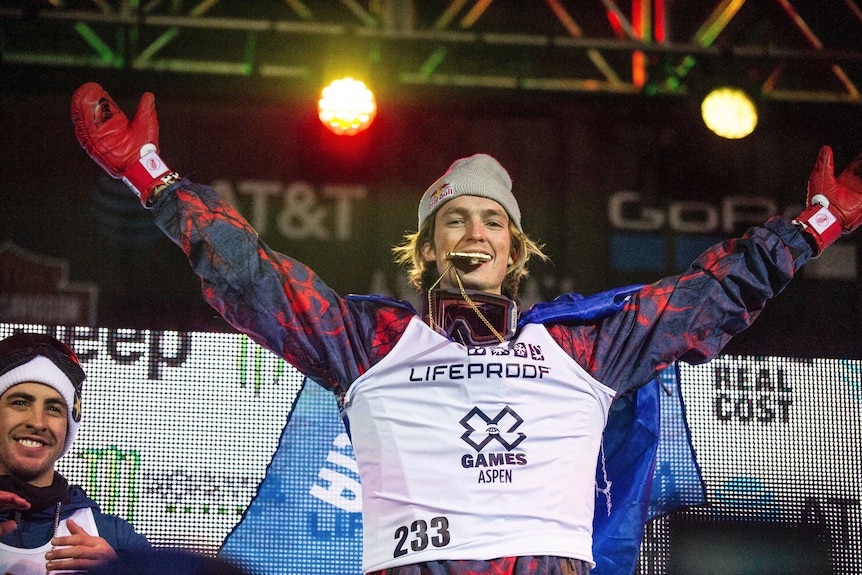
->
[425,288,518,346]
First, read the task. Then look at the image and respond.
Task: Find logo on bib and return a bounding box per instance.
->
[460,405,526,451]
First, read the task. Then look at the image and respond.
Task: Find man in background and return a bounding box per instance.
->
[0,332,150,574]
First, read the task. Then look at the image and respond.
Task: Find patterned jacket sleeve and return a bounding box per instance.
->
[149,180,412,396]
[551,217,814,395]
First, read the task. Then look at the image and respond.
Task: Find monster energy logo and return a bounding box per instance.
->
[839,359,862,404]
[237,336,291,394]
[80,446,141,522]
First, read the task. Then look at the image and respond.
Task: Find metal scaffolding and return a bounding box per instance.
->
[2,0,862,103]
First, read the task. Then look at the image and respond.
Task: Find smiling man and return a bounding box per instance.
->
[0,333,150,574]
[71,82,862,575]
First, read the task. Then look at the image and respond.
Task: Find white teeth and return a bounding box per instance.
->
[18,439,44,448]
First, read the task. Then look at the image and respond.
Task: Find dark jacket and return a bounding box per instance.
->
[1,483,150,555]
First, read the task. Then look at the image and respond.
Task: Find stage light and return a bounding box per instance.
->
[700,86,758,139]
[318,77,377,136]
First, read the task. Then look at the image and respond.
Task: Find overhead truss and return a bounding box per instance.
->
[2,0,862,103]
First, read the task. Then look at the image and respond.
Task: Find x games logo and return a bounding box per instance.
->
[460,406,526,451]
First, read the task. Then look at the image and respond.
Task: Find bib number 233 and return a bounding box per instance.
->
[393,516,451,558]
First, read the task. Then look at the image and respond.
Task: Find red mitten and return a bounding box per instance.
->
[71,82,179,207]
[794,145,862,256]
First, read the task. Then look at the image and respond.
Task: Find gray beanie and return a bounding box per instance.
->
[418,154,522,232]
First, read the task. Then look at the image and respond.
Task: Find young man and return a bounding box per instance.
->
[71,83,862,575]
[0,333,151,574]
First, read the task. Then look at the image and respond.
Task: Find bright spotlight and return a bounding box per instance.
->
[318,77,377,136]
[701,87,758,139]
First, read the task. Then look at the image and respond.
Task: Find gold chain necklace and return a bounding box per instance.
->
[426,262,505,344]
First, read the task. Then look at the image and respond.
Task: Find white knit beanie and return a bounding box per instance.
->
[418,153,522,232]
[0,356,81,456]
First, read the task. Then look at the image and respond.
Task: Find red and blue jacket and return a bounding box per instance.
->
[152,179,812,575]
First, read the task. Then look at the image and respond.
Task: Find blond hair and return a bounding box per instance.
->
[392,217,548,299]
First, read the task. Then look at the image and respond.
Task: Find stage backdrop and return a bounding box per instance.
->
[1,323,858,574]
[2,83,862,359]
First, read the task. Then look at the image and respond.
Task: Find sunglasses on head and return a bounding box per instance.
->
[425,288,518,346]
[0,333,85,421]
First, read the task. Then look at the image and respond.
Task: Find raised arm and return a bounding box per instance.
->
[70,83,402,393]
[564,146,862,394]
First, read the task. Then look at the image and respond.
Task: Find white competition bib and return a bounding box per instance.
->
[344,318,615,572]
[0,507,98,575]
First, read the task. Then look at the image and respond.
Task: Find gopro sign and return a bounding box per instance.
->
[608,191,780,234]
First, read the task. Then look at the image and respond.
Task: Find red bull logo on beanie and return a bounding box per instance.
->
[427,182,455,212]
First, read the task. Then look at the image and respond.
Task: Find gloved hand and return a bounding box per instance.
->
[71,82,179,207]
[794,145,862,256]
